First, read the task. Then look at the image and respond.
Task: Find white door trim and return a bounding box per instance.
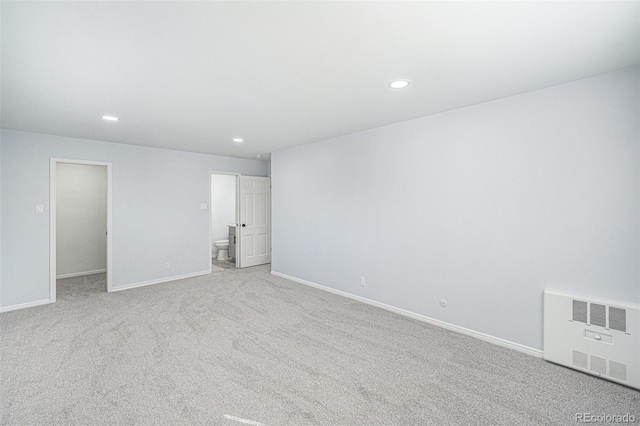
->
[208,171,241,272]
[50,158,113,302]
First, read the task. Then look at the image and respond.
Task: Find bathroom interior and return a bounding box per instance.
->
[211,174,237,269]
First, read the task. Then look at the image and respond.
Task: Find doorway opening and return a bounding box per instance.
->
[50,159,113,302]
[208,172,272,271]
[210,172,239,271]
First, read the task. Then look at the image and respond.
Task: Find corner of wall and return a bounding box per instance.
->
[0,131,3,305]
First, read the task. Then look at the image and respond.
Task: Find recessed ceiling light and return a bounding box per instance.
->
[233,138,244,143]
[389,80,410,89]
[102,115,119,121]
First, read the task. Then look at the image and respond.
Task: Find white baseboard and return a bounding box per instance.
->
[271,271,543,358]
[56,269,106,279]
[111,270,210,293]
[0,299,51,313]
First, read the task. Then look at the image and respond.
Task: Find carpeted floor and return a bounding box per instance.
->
[1,266,638,425]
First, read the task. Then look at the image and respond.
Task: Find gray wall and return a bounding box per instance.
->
[56,163,107,277]
[0,130,266,307]
[271,67,640,351]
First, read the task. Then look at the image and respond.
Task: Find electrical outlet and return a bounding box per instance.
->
[360,277,366,287]
[164,262,170,269]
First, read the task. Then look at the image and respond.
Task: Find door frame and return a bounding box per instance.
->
[238,175,272,269]
[208,171,241,272]
[50,158,113,302]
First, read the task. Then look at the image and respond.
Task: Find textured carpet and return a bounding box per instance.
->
[1,266,638,425]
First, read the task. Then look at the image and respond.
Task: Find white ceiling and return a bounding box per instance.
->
[2,2,638,160]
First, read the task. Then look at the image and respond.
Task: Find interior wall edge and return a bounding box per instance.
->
[0,299,51,314]
[56,269,107,280]
[271,270,544,358]
[109,270,210,293]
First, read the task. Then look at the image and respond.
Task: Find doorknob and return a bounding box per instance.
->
[242,224,246,227]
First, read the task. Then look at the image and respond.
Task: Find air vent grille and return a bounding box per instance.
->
[572,300,588,323]
[609,307,626,333]
[590,303,606,327]
[572,351,588,369]
[590,355,607,374]
[609,361,627,381]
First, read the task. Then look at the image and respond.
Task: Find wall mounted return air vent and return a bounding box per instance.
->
[544,290,639,390]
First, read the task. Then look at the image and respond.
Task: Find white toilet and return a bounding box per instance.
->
[214,240,229,261]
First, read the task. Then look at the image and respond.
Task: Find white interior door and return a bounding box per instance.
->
[238,176,271,268]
